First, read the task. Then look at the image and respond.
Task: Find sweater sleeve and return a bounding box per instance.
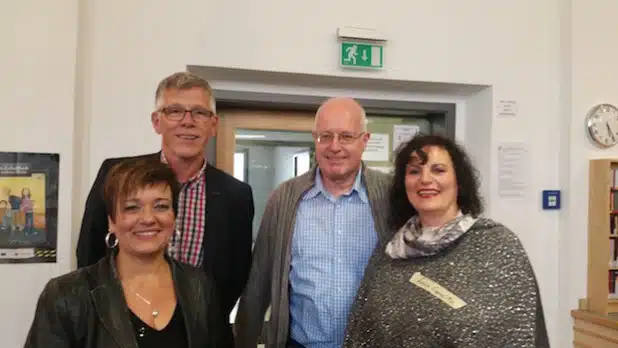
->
[476,225,550,348]
[233,188,279,348]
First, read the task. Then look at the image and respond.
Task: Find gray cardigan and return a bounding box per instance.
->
[234,165,392,348]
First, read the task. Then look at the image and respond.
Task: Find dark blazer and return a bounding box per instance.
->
[24,252,224,348]
[76,152,254,347]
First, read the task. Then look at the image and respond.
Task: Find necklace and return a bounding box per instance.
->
[119,260,167,320]
[132,290,159,318]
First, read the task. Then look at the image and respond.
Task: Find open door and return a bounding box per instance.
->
[216,110,315,328]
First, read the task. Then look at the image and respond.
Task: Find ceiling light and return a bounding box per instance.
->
[235,134,266,139]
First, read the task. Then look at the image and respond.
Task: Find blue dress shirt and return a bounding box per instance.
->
[289,168,378,348]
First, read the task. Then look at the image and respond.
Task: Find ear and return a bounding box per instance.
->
[209,115,220,137]
[151,112,162,135]
[107,215,115,232]
[361,132,371,149]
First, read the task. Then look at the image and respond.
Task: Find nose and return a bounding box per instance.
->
[179,111,196,126]
[419,168,432,184]
[327,136,343,151]
[140,207,156,224]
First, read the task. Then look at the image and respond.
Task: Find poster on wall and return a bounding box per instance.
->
[362,133,390,161]
[392,124,420,152]
[0,152,59,263]
[497,143,529,199]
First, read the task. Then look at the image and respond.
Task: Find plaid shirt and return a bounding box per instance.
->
[162,153,207,267]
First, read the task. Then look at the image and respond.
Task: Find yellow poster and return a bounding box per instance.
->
[0,152,58,263]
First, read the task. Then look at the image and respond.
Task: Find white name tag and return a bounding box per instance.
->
[409,272,467,309]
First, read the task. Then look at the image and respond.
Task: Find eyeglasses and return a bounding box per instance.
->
[158,105,214,121]
[314,131,365,145]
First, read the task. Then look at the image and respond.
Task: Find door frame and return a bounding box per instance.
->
[215,110,315,175]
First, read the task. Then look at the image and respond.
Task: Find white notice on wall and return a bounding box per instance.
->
[393,124,420,151]
[362,133,389,161]
[497,142,529,198]
[496,100,518,118]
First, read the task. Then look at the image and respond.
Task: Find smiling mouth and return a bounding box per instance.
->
[133,230,159,237]
[177,135,199,140]
[417,189,440,198]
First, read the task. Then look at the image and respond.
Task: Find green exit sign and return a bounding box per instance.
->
[340,41,384,69]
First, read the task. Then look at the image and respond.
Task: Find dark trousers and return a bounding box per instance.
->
[287,338,306,348]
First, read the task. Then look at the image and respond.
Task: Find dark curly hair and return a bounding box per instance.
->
[388,133,483,230]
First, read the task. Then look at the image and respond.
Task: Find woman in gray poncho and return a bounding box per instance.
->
[343,134,550,348]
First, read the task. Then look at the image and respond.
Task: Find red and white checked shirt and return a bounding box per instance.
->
[162,153,207,267]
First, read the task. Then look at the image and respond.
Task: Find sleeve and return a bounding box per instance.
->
[76,160,111,268]
[233,190,277,348]
[224,183,255,316]
[23,281,75,348]
[480,227,550,348]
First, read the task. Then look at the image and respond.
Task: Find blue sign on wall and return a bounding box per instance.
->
[542,190,561,210]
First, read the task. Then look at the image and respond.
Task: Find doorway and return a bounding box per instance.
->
[216,110,316,239]
[216,110,315,326]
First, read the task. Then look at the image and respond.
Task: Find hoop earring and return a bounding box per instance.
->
[105,231,118,248]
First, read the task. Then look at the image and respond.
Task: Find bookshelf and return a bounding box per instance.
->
[587,159,618,316]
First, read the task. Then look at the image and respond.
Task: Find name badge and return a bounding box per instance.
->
[409,272,467,309]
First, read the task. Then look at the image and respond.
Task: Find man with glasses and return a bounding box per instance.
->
[76,71,254,348]
[234,97,391,348]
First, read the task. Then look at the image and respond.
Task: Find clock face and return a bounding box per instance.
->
[587,104,618,148]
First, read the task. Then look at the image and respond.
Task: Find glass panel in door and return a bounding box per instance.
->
[233,129,314,239]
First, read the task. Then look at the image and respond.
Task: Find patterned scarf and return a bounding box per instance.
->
[385,212,478,259]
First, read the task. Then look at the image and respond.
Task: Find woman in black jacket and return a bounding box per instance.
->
[24,157,224,348]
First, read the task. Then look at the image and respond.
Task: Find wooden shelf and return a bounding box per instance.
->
[572,309,618,347]
[587,159,618,316]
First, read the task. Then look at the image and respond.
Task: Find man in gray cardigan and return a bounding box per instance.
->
[234,97,392,348]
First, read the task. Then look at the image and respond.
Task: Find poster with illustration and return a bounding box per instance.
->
[0,152,59,263]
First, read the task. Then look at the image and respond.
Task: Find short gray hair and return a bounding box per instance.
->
[154,72,216,113]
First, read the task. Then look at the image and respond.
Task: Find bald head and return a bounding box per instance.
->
[314,97,367,132]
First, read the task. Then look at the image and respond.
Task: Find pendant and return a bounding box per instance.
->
[152,310,159,318]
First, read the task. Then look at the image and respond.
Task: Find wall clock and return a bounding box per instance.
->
[586,103,618,148]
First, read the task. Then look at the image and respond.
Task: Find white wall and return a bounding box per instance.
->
[6,0,618,346]
[0,1,79,347]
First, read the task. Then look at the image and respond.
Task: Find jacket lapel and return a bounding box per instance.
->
[89,256,139,348]
[202,166,223,266]
[171,261,200,348]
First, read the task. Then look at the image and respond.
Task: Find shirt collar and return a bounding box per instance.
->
[160,151,207,184]
[303,166,367,203]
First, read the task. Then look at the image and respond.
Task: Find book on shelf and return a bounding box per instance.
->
[610,167,618,298]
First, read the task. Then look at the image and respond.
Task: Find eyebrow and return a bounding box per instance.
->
[124,197,171,202]
[407,162,448,167]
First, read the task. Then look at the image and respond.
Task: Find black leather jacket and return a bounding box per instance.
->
[23,252,226,348]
